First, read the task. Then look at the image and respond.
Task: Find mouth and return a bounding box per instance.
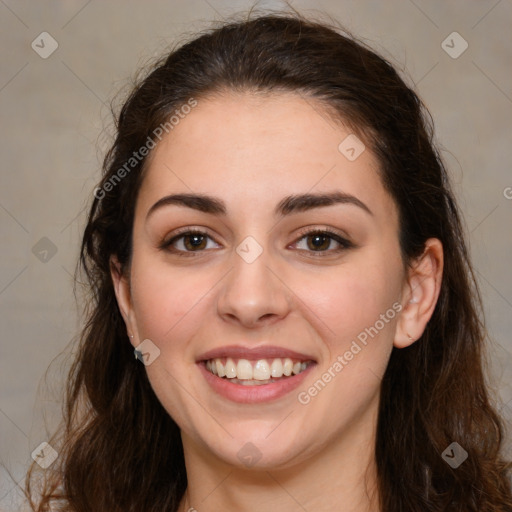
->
[197,345,317,403]
[204,357,313,385]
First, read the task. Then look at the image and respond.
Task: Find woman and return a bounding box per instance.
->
[27,12,512,512]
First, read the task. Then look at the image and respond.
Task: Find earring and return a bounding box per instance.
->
[407,333,414,341]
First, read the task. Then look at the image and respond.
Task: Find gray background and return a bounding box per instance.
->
[1,1,511,510]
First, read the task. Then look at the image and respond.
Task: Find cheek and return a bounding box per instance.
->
[291,261,401,435]
[128,258,213,425]
[129,257,214,346]
[301,260,402,350]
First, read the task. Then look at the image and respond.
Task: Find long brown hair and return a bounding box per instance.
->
[26,11,512,512]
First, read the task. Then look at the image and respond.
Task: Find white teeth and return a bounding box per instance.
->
[224,358,237,378]
[205,356,311,381]
[270,358,283,378]
[253,360,270,380]
[236,359,253,380]
[283,358,293,376]
[292,362,302,375]
[216,359,226,377]
[239,379,272,386]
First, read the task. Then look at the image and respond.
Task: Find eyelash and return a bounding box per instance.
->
[160,227,354,258]
[293,227,354,256]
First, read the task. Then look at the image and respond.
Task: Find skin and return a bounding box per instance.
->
[111,92,443,512]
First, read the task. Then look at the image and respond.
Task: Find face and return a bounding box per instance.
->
[114,92,410,470]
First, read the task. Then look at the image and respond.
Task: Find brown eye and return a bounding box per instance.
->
[306,233,332,251]
[293,230,353,254]
[161,230,220,255]
[182,233,208,251]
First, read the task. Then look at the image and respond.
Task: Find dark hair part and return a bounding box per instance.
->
[27,11,512,512]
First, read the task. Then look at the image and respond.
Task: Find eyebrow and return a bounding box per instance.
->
[146,191,373,220]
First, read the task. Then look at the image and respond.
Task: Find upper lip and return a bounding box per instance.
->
[197,345,316,362]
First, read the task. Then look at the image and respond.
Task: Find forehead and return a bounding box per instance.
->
[137,92,396,222]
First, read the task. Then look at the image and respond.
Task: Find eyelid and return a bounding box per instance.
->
[294,225,351,242]
[159,227,221,253]
[159,225,354,255]
[291,226,354,253]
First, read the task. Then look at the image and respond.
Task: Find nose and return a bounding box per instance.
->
[216,243,291,329]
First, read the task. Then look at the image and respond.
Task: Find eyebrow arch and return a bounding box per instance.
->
[146,191,372,220]
[276,191,373,216]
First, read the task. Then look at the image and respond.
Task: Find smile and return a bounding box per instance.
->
[205,357,312,384]
[197,345,317,403]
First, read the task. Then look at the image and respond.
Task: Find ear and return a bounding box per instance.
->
[110,256,139,348]
[395,238,443,348]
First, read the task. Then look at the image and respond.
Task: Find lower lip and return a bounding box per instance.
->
[198,362,315,403]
